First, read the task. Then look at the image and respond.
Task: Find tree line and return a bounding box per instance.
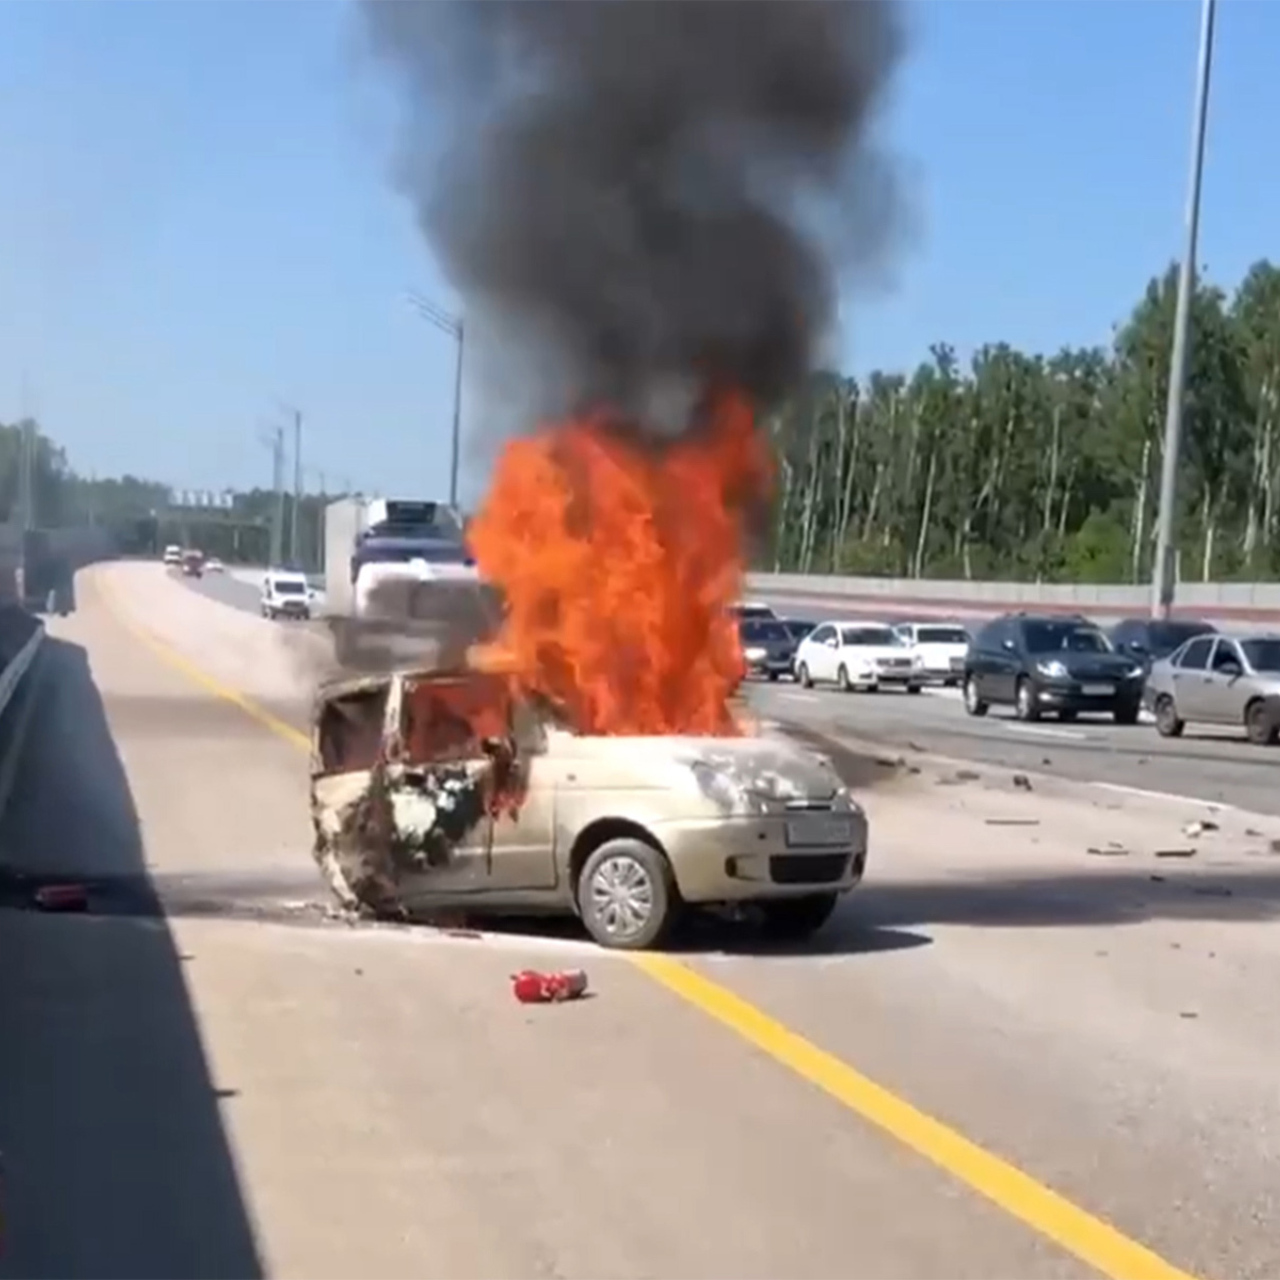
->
[0,420,334,567]
[9,258,1280,584]
[766,260,1280,584]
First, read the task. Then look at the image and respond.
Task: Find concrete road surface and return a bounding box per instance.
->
[7,564,1280,1277]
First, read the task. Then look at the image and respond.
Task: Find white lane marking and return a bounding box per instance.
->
[1001,723,1089,741]
[773,689,822,704]
[1093,781,1237,811]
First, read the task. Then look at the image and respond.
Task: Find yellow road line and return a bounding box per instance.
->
[97,568,1203,1280]
[93,571,311,751]
[632,953,1199,1280]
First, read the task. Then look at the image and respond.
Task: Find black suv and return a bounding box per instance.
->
[962,613,1146,723]
[1107,616,1217,677]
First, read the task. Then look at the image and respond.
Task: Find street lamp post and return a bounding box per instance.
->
[407,291,465,510]
[1151,0,1217,619]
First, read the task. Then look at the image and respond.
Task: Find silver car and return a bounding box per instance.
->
[1145,631,1280,745]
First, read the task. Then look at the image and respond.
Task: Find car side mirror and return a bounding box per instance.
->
[1219,661,1242,678]
[1002,638,1017,651]
[1127,640,1146,654]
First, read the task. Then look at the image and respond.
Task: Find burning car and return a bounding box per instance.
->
[310,664,869,950]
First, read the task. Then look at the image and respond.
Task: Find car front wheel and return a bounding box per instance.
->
[577,838,678,951]
[1154,694,1184,738]
[796,661,813,688]
[1246,699,1279,746]
[1015,678,1040,722]
[963,674,988,717]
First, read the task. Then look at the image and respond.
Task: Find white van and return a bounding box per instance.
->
[261,569,313,620]
[162,544,182,567]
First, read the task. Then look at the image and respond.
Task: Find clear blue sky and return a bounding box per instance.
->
[0,0,1274,506]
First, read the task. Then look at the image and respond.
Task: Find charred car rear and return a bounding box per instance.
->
[310,667,869,949]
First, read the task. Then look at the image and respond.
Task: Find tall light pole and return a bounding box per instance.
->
[257,422,286,567]
[1152,0,1217,619]
[407,291,464,510]
[277,401,303,567]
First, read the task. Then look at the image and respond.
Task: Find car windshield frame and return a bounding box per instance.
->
[840,626,900,647]
[1022,621,1112,655]
[1241,638,1280,673]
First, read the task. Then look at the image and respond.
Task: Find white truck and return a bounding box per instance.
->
[322,497,500,669]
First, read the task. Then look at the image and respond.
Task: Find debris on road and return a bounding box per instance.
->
[1182,820,1219,838]
[1012,773,1032,791]
[1155,848,1197,859]
[985,817,1040,827]
[1087,844,1130,857]
[512,969,590,1004]
[33,883,88,912]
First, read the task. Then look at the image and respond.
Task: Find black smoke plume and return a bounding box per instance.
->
[362,0,905,432]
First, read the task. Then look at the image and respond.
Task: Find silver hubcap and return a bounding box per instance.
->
[589,855,654,939]
[1019,685,1030,714]
[966,679,977,709]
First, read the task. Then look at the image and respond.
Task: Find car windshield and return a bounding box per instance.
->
[1242,639,1280,672]
[916,626,969,644]
[841,626,899,646]
[273,580,306,595]
[1023,622,1111,654]
[356,539,474,568]
[740,620,790,642]
[1148,621,1213,655]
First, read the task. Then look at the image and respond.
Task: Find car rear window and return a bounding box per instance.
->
[740,621,790,641]
[916,627,969,644]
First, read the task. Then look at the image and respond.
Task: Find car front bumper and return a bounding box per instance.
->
[1032,679,1144,711]
[663,814,868,904]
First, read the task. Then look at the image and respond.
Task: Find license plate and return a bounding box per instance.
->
[785,814,854,848]
[1081,682,1114,696]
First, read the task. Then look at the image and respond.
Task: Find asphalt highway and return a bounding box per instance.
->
[3,562,1280,1278]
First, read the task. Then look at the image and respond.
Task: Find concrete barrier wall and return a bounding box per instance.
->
[744,572,1280,615]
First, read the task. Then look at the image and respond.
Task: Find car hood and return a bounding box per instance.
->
[547,730,844,804]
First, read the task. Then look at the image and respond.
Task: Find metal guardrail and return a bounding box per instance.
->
[0,607,46,823]
[0,610,44,713]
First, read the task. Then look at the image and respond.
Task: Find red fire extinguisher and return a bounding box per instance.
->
[511,969,589,1003]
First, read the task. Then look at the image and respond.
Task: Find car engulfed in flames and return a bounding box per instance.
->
[310,665,869,950]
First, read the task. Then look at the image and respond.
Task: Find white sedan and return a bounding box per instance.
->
[794,621,924,693]
[892,621,971,686]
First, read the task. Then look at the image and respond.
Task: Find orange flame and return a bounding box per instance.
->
[467,386,772,736]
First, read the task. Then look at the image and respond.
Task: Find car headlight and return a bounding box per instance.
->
[1126,664,1144,679]
[744,646,767,662]
[1037,659,1068,678]
[689,760,748,813]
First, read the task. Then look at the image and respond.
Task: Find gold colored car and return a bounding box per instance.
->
[310,666,869,950]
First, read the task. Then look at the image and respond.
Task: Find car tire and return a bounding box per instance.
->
[577,837,678,951]
[837,664,853,692]
[797,662,813,689]
[1113,702,1140,726]
[963,674,988,717]
[906,683,923,695]
[768,671,780,682]
[1245,699,1279,747]
[757,893,840,943]
[1015,678,1040,722]
[1153,694,1184,738]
